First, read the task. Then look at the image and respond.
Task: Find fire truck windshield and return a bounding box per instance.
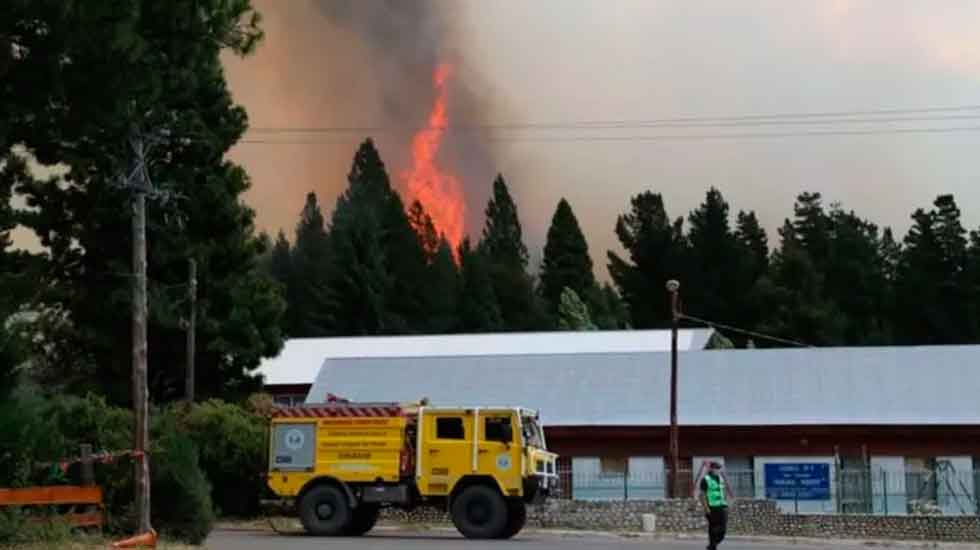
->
[522,416,545,448]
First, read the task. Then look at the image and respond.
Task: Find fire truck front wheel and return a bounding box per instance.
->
[451,485,509,539]
[298,484,352,536]
[500,499,527,539]
[345,504,380,536]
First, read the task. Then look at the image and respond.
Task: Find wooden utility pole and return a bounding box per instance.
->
[79,444,94,487]
[131,183,151,532]
[126,131,154,534]
[666,279,681,498]
[185,258,197,402]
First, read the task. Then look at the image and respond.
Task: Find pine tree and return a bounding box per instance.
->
[685,188,741,324]
[408,200,440,262]
[478,175,542,330]
[706,332,735,349]
[608,191,687,328]
[325,192,388,335]
[289,193,331,337]
[326,143,392,335]
[895,208,943,344]
[481,175,529,269]
[755,193,893,346]
[895,195,971,344]
[755,219,845,346]
[0,154,32,393]
[587,283,631,330]
[0,154,31,314]
[540,198,596,320]
[7,2,279,403]
[879,228,902,283]
[407,200,458,333]
[457,238,503,332]
[823,207,891,344]
[425,238,460,333]
[731,210,770,343]
[581,283,631,330]
[792,192,831,269]
[557,288,597,331]
[735,210,769,281]
[367,144,428,334]
[965,229,980,339]
[267,230,292,289]
[325,139,427,335]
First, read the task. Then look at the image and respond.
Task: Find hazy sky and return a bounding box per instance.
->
[222,1,980,274]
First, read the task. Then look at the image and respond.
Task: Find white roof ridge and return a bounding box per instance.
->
[257,329,717,386]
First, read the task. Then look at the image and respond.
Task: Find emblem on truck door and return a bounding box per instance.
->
[496,454,512,471]
[285,428,305,451]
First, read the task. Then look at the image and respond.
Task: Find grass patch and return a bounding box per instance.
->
[2,534,204,549]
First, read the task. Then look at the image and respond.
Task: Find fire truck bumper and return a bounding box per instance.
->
[524,474,559,504]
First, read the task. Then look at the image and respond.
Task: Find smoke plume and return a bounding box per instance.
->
[312,0,502,240]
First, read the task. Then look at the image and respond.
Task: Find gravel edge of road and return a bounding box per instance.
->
[215,521,980,549]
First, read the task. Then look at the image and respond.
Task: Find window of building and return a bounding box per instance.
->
[838,456,872,514]
[906,457,938,509]
[599,457,627,477]
[273,394,304,407]
[974,457,980,511]
[436,417,465,440]
[723,456,755,498]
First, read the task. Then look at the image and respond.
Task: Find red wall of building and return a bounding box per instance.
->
[546,425,980,459]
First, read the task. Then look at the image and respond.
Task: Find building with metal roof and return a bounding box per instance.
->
[256,328,717,404]
[293,342,980,516]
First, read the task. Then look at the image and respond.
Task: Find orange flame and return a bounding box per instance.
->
[401,63,465,257]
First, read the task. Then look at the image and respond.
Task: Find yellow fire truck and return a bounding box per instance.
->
[266,400,558,539]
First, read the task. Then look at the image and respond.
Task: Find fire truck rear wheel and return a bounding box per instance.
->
[451,485,509,539]
[298,484,352,536]
[345,504,380,536]
[499,499,527,539]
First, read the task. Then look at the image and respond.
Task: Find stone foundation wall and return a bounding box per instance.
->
[380,499,980,542]
[757,512,980,542]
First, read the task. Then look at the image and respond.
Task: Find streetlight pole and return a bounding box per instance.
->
[666,279,681,498]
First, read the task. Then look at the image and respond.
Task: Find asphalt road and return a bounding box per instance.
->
[206,528,933,550]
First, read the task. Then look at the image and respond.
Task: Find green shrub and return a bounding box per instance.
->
[0,507,72,545]
[149,411,215,545]
[47,392,135,529]
[0,390,270,542]
[181,399,268,517]
[47,393,132,451]
[0,507,27,544]
[0,326,26,402]
[0,385,64,488]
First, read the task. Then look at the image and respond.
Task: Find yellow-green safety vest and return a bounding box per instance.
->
[704,474,727,508]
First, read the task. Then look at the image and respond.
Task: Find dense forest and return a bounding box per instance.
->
[266,139,980,349]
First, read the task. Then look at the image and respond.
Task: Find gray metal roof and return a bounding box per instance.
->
[306,345,980,427]
[257,329,715,386]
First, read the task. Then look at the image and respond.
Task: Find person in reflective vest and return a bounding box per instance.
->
[699,461,728,550]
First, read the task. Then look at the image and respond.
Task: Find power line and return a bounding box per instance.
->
[237,125,980,145]
[248,114,980,134]
[679,312,812,348]
[246,103,980,134]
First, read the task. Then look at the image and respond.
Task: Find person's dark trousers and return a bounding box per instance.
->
[706,506,728,549]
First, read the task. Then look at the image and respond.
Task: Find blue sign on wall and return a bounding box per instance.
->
[764,463,831,500]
